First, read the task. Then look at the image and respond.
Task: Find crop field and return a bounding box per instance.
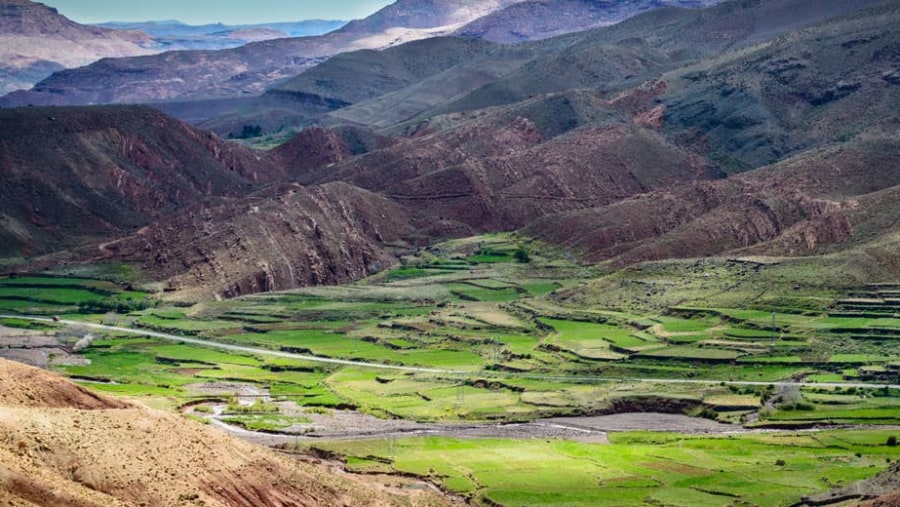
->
[2,235,900,505]
[304,429,900,507]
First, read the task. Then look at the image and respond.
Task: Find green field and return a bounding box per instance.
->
[304,429,900,506]
[2,234,900,505]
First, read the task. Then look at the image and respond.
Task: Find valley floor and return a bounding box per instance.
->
[2,235,900,505]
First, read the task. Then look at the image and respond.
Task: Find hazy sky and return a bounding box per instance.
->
[40,0,395,25]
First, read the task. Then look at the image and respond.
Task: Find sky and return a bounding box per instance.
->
[39,0,395,25]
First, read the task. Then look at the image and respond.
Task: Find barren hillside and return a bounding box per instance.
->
[0,358,454,507]
[0,0,152,94]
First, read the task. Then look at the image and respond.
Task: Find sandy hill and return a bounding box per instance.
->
[0,358,453,507]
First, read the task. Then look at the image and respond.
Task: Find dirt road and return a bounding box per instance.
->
[7,314,900,391]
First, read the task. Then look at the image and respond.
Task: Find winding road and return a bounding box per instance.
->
[5,314,900,391]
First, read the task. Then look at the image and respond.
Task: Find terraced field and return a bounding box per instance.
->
[2,234,899,505]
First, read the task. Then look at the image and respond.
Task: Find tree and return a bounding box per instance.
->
[513,247,531,263]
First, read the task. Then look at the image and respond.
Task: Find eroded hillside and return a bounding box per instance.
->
[0,358,455,507]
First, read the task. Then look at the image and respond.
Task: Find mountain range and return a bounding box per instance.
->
[0,0,153,95]
[1,0,899,299]
[95,19,347,51]
[0,0,346,96]
[0,0,727,115]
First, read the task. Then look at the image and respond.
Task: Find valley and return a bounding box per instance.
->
[2,0,900,505]
[3,234,900,505]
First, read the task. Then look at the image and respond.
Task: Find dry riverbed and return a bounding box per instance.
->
[184,382,743,447]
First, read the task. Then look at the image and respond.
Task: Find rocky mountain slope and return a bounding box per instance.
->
[454,0,723,44]
[0,106,416,298]
[658,0,900,171]
[0,358,454,507]
[303,88,718,234]
[0,0,529,108]
[2,0,899,299]
[523,130,900,267]
[0,0,153,95]
[242,0,888,137]
[106,182,413,300]
[430,0,889,117]
[0,106,281,257]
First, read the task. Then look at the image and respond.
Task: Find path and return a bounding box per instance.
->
[5,314,900,391]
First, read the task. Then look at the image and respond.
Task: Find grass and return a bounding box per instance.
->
[220,414,311,432]
[8,236,900,505]
[304,429,900,507]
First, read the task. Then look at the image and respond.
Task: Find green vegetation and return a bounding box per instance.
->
[304,429,900,506]
[3,234,900,505]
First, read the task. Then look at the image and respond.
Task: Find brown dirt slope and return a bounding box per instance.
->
[0,358,454,507]
[101,182,414,300]
[0,105,282,257]
[0,359,129,410]
[523,130,900,266]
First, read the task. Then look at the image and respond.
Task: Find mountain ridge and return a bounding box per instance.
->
[2,0,899,299]
[0,0,153,94]
[0,0,531,108]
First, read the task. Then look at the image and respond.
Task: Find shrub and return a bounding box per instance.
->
[513,248,531,263]
[887,436,897,447]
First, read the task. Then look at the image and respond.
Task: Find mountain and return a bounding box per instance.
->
[429,0,889,118]
[658,0,900,171]
[0,106,410,298]
[197,36,526,136]
[3,0,900,300]
[454,0,723,44]
[336,0,525,34]
[214,0,886,137]
[105,181,412,300]
[522,130,900,268]
[292,88,719,236]
[0,0,529,108]
[96,19,347,51]
[0,0,153,95]
[0,105,282,257]
[0,358,453,507]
